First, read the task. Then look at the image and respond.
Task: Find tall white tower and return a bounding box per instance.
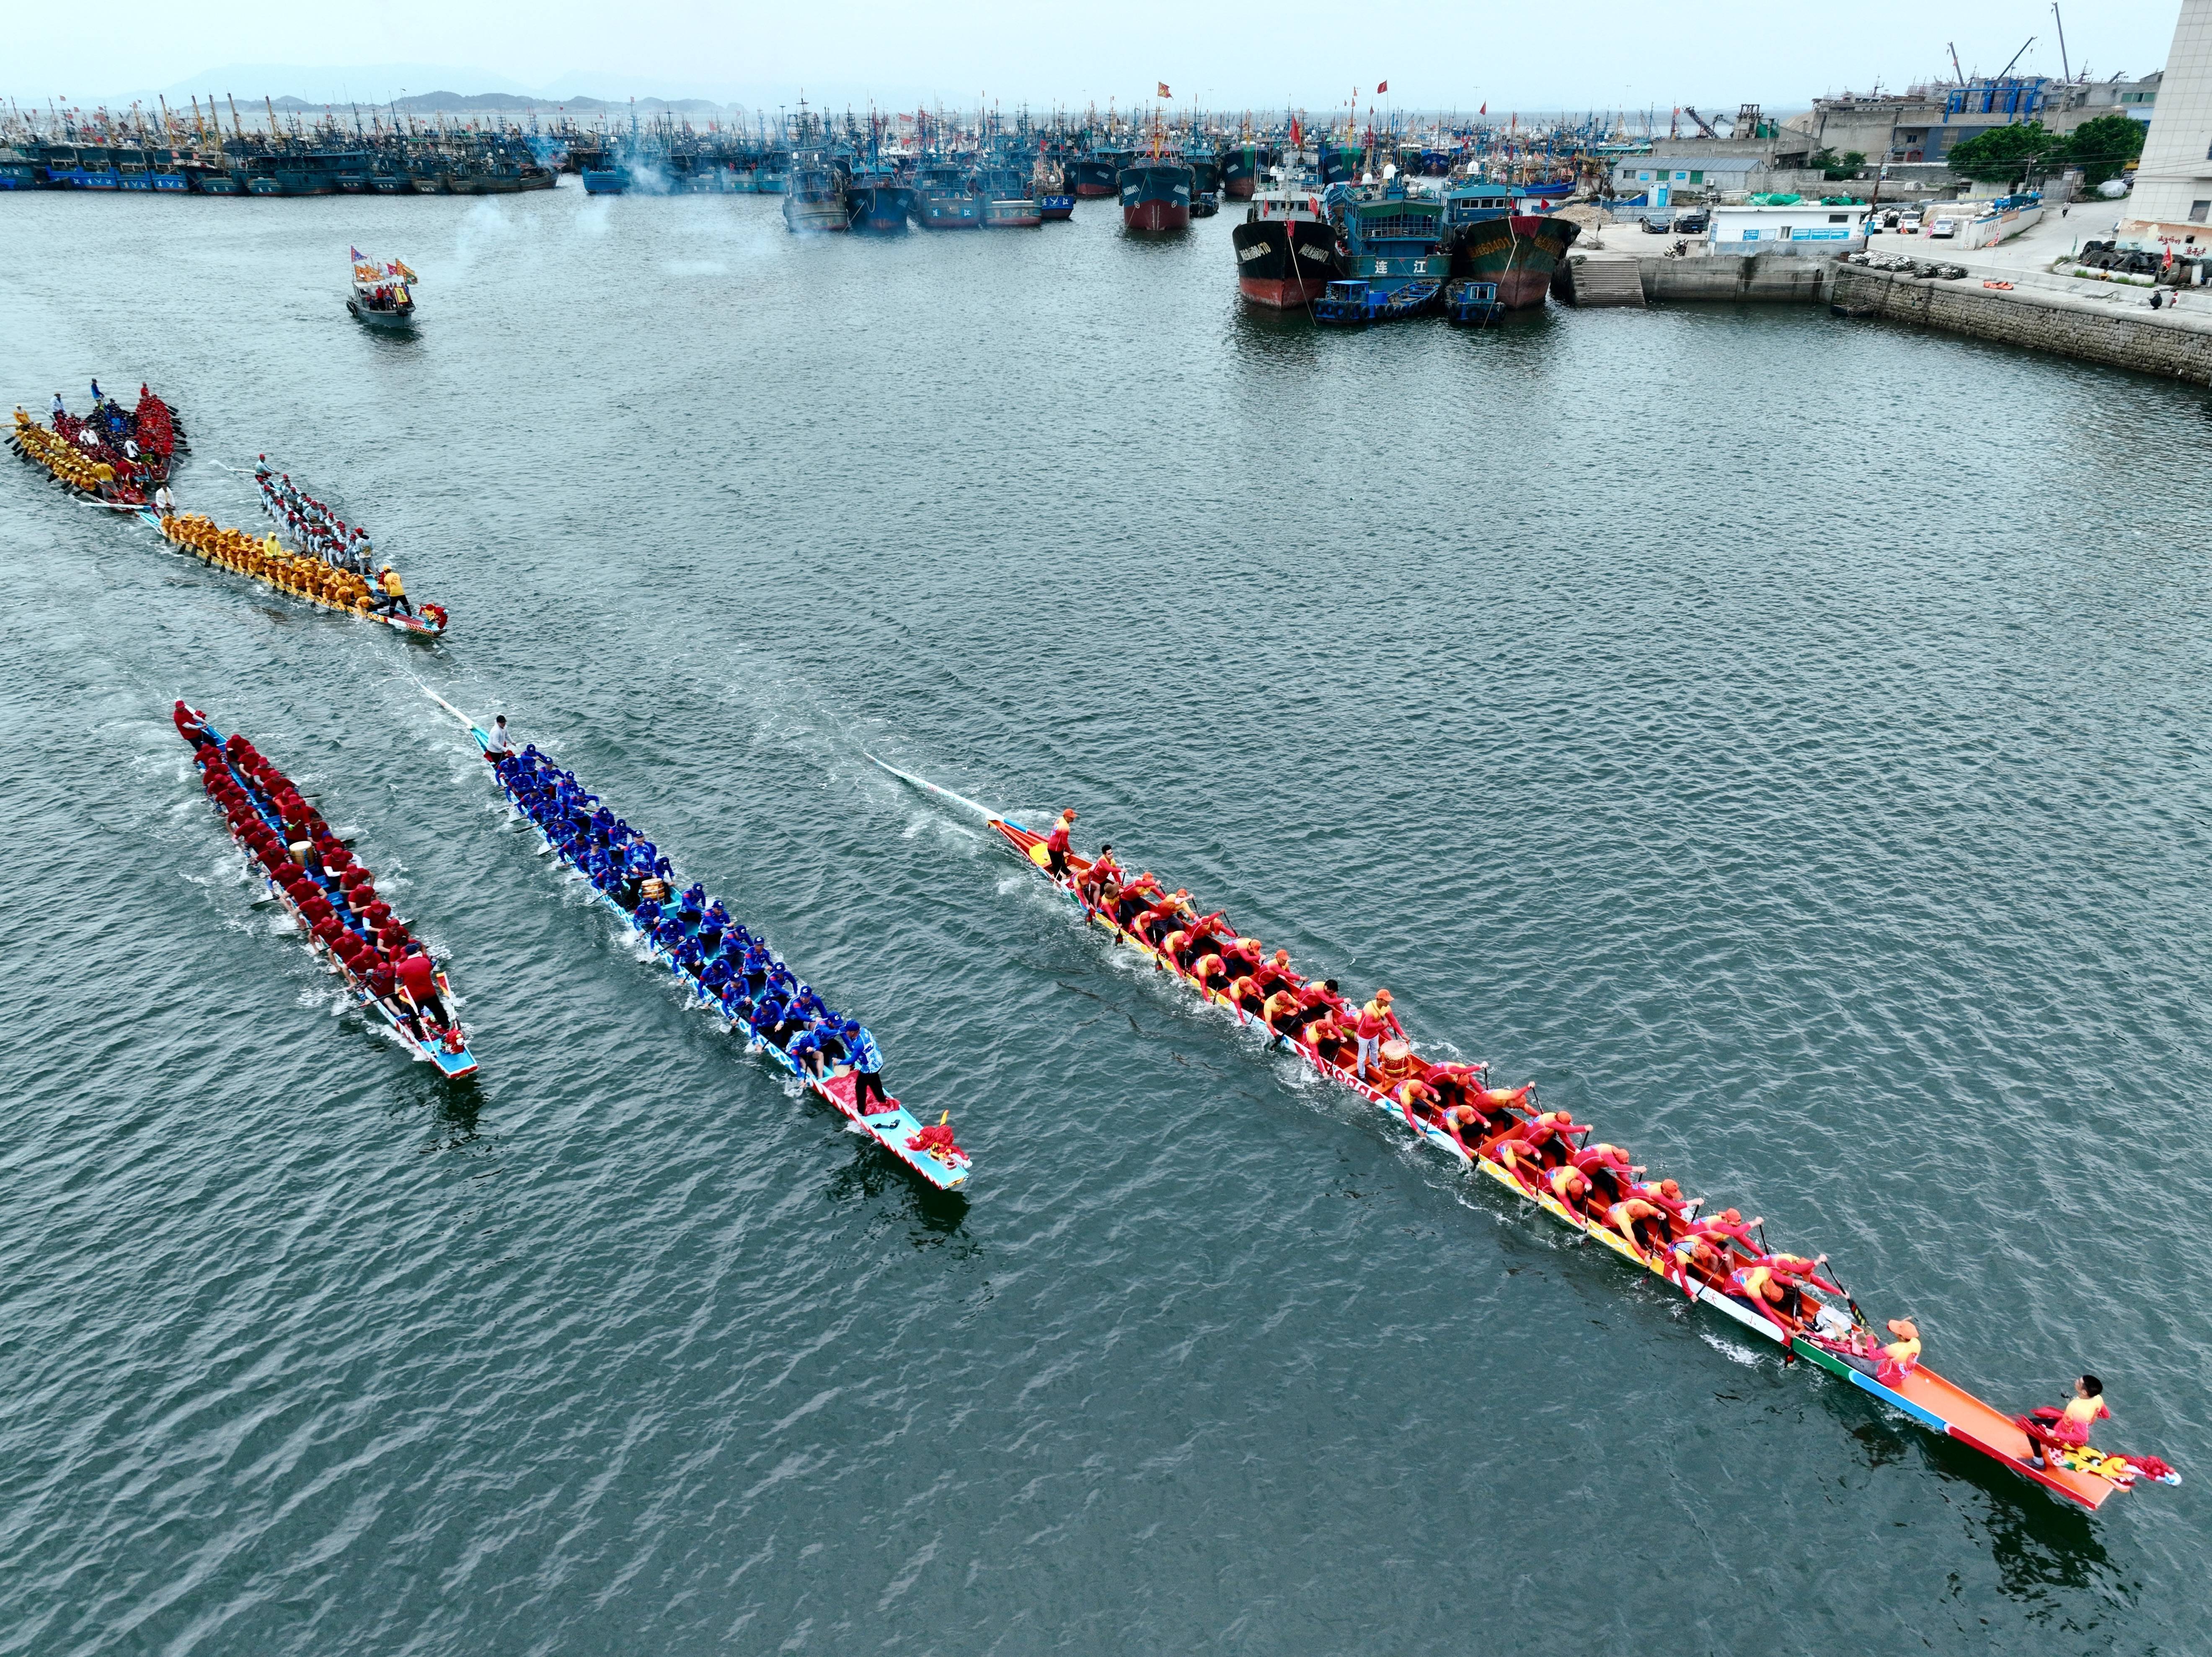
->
[2123,0,2212,246]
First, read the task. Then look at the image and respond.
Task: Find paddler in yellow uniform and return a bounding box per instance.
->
[2026,1375,2113,1470]
[374,564,413,617]
[1875,1319,1920,1386]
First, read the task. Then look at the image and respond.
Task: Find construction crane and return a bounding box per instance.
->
[1680,105,1721,139]
[1948,42,1965,83]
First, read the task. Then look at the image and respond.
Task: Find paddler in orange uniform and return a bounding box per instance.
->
[1545,1162,1592,1218]
[1395,1074,1445,1134]
[1603,1195,1668,1257]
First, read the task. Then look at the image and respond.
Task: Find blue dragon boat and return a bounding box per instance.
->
[442,702,970,1190]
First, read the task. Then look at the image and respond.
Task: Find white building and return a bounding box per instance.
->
[1706,202,1872,253]
[1613,156,1761,208]
[2122,0,2212,248]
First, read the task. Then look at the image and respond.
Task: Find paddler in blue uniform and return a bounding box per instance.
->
[848,1022,891,1112]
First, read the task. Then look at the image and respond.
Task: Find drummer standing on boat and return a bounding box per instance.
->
[1044,809,1076,880]
[1354,988,1403,1081]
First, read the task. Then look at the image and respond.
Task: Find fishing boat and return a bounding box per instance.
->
[1119,157,1193,232]
[782,152,848,233]
[911,159,979,229]
[1442,180,1582,310]
[347,249,418,329]
[580,165,632,194]
[1313,176,1447,324]
[1183,143,1222,197]
[174,704,478,1078]
[436,704,971,1191]
[975,162,1041,228]
[1444,278,1505,326]
[844,160,915,232]
[1033,151,1075,220]
[1068,151,1120,198]
[1230,174,1340,308]
[1218,139,1266,200]
[868,755,2180,1513]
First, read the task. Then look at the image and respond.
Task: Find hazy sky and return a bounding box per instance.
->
[10,0,2186,115]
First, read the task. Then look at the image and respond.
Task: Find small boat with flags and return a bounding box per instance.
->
[346,247,418,329]
[434,699,971,1191]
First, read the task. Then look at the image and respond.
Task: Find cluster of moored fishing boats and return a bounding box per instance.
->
[12,351,2176,1517]
[1233,170,1579,323]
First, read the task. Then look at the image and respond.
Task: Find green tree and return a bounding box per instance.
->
[2062,113,2147,188]
[1814,148,1867,181]
[1944,121,2062,181]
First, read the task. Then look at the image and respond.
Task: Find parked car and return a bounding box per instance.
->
[1671,210,1708,234]
[1929,217,1958,238]
[1639,215,1672,233]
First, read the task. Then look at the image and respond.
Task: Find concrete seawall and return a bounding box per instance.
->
[1554,248,2212,385]
[1828,264,2212,385]
[1555,252,1833,306]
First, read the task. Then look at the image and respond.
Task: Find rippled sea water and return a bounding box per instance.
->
[5,186,2211,1655]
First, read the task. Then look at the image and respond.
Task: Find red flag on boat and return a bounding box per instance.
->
[1289,115,1301,147]
[1479,103,1487,115]
[349,245,363,260]
[1377,81,1388,94]
[1158,82,1171,98]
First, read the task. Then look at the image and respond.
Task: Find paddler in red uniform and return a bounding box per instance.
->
[393,945,451,1035]
[1134,888,1195,948]
[1078,843,1120,906]
[1353,989,1402,1080]
[1253,948,1298,996]
[1111,872,1163,930]
[1042,809,1077,879]
[1305,1001,1354,1068]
